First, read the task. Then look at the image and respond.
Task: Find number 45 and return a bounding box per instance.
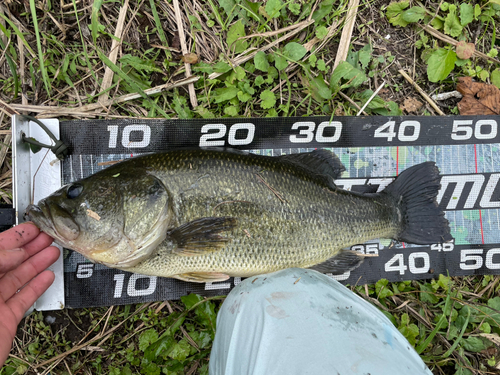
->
[430,241,454,252]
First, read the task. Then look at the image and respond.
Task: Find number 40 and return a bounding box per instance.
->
[374,121,420,142]
[384,252,430,275]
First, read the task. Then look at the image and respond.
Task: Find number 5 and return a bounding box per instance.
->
[460,249,483,270]
[451,120,473,141]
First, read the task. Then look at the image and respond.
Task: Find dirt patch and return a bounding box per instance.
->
[352,0,461,115]
[42,310,89,344]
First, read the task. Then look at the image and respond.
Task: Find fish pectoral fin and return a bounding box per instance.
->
[309,250,364,274]
[173,272,230,283]
[167,217,237,256]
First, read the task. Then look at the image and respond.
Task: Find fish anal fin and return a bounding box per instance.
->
[173,272,230,283]
[168,217,237,256]
[309,250,364,274]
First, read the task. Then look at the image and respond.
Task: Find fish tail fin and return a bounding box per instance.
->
[382,162,452,244]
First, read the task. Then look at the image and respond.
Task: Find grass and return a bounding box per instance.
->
[0,0,500,374]
[28,0,50,96]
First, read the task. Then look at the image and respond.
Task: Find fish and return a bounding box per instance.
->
[27,148,452,283]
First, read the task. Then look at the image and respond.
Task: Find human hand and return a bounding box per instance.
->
[0,222,59,368]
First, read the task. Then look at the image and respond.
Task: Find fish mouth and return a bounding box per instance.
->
[26,202,58,238]
[26,201,80,242]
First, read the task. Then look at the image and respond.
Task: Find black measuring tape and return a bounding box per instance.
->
[23,115,500,307]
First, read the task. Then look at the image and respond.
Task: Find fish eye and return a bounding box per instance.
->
[67,184,83,199]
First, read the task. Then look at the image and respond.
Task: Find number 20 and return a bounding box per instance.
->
[199,123,255,147]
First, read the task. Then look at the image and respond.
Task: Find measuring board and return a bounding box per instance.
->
[13,115,500,309]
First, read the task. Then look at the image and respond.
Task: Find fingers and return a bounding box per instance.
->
[7,270,55,324]
[0,246,60,302]
[0,222,40,251]
[0,248,25,275]
[21,231,55,259]
[0,232,53,275]
[0,225,54,278]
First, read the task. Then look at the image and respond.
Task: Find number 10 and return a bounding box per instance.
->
[108,125,152,148]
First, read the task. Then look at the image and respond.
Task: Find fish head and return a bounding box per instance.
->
[27,169,173,268]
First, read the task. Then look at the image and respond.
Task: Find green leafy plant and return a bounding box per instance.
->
[356,276,500,373]
[427,48,457,83]
[386,0,500,83]
[329,45,402,115]
[3,2,500,373]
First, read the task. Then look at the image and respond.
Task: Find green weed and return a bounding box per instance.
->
[386,0,500,85]
[358,276,500,373]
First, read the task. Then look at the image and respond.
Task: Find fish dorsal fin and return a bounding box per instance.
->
[309,250,364,274]
[167,217,237,256]
[278,150,345,187]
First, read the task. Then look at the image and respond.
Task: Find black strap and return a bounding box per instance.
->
[21,115,69,160]
[0,205,15,231]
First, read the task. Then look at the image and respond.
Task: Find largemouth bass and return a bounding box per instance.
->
[27,149,452,282]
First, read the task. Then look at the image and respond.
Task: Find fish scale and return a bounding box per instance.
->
[27,149,451,282]
[123,151,398,277]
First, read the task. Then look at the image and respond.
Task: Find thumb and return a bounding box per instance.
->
[0,248,26,275]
